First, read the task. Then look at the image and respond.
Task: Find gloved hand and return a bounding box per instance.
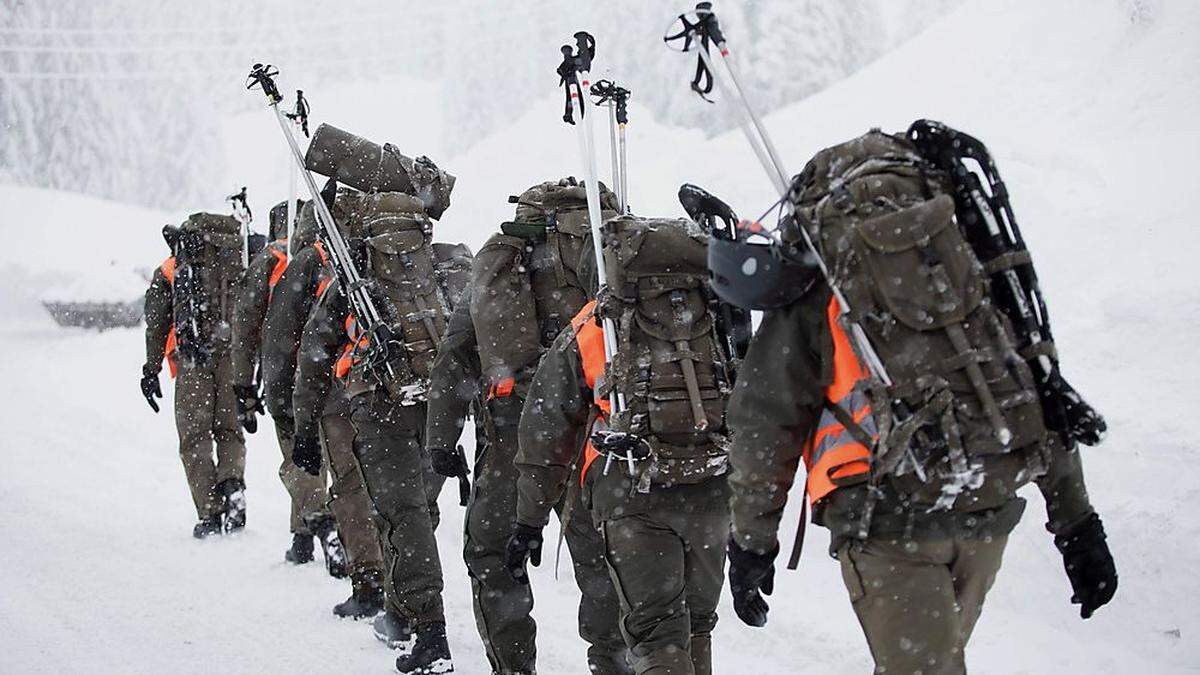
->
[1054,512,1117,619]
[430,446,471,507]
[1044,372,1107,446]
[728,538,778,627]
[233,385,265,434]
[140,366,162,413]
[429,446,469,479]
[505,524,544,585]
[292,434,323,476]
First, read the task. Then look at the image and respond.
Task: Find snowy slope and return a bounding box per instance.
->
[0,186,173,321]
[1,0,1198,673]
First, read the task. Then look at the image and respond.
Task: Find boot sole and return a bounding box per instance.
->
[395,657,453,674]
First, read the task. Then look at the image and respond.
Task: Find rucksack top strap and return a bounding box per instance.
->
[1019,340,1058,363]
[652,347,704,366]
[982,250,1033,276]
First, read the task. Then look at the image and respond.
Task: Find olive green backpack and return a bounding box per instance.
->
[469,178,618,395]
[171,212,245,366]
[792,129,1049,510]
[342,191,471,401]
[600,216,735,490]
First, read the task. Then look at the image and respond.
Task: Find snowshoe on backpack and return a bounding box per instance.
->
[395,622,453,674]
[284,533,314,564]
[786,128,1058,517]
[217,478,246,534]
[193,515,223,539]
[905,119,1106,449]
[333,569,385,619]
[307,513,348,579]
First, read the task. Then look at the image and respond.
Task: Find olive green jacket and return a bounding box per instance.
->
[143,262,173,374]
[263,244,333,422]
[726,288,1095,556]
[231,240,288,389]
[293,281,349,441]
[425,286,483,452]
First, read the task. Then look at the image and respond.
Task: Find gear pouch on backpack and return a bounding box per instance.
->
[854,195,984,330]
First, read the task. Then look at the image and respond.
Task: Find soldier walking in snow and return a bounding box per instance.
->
[509,213,741,675]
[425,179,630,675]
[141,213,248,539]
[292,189,472,674]
[262,197,388,619]
[716,125,1118,674]
[231,199,348,578]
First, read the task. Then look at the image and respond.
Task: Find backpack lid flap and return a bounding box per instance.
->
[366,229,427,255]
[183,212,241,236]
[856,195,956,253]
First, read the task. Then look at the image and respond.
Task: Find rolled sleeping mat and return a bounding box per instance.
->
[303,123,456,220]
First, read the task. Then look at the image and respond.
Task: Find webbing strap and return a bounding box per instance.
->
[941,348,992,372]
[983,250,1033,276]
[825,399,876,452]
[652,349,703,365]
[785,496,808,571]
[1019,340,1058,362]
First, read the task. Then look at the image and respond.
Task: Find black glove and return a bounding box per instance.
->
[1054,512,1117,619]
[429,446,469,479]
[233,385,265,434]
[505,524,544,585]
[140,367,162,413]
[728,538,777,627]
[1044,372,1107,446]
[292,434,322,476]
[429,446,471,507]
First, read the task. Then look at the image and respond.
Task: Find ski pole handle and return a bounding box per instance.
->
[246,63,282,104]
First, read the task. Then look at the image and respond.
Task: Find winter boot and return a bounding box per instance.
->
[308,513,349,579]
[333,568,385,619]
[395,622,453,674]
[217,478,246,534]
[284,533,314,564]
[373,610,414,651]
[193,515,222,539]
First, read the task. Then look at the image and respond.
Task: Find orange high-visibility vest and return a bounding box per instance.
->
[486,377,516,401]
[803,298,874,504]
[159,256,179,378]
[266,241,288,299]
[334,315,366,380]
[571,300,611,485]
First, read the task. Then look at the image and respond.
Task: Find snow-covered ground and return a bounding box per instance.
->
[2,0,1198,672]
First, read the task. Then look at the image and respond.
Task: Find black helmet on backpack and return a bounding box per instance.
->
[676,181,820,310]
[707,231,820,310]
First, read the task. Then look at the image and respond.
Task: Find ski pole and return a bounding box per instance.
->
[665,2,891,387]
[606,100,620,207]
[284,90,310,259]
[246,64,400,389]
[559,33,632,474]
[591,79,632,214]
[228,186,252,268]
